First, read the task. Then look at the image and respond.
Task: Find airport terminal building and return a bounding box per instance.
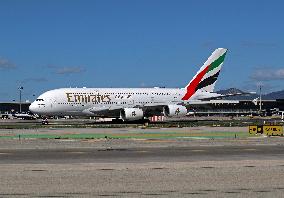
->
[0,102,30,114]
[190,99,284,116]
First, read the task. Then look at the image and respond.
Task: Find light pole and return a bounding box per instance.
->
[259,85,262,114]
[18,86,23,113]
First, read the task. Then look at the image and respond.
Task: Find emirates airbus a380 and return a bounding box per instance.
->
[29,48,227,121]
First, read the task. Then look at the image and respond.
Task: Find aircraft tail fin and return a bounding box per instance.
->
[182,48,227,100]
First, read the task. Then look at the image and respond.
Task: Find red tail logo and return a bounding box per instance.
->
[181,65,209,100]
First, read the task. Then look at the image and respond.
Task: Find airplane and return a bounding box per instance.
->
[29,48,227,121]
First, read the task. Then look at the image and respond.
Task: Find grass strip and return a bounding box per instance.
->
[0,131,252,140]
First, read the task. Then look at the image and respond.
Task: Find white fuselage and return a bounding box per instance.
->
[29,87,220,117]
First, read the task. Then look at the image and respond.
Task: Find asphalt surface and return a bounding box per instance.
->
[1,126,284,197]
[1,145,284,164]
[1,147,284,197]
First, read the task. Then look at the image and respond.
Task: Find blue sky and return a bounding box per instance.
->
[0,0,284,101]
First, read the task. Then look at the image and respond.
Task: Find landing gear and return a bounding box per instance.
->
[41,117,49,125]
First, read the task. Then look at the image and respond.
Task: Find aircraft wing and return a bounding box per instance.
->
[88,106,123,112]
[82,106,123,117]
[83,103,169,118]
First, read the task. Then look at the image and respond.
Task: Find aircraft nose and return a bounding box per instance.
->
[29,103,37,113]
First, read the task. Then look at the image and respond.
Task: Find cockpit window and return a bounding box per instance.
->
[36,99,44,101]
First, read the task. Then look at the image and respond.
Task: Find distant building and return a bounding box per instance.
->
[190,99,284,116]
[0,102,31,113]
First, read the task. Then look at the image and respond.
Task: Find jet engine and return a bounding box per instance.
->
[121,108,144,121]
[163,105,187,117]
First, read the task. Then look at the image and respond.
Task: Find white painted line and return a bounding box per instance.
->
[191,150,205,152]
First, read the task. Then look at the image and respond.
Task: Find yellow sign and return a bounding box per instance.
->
[249,125,283,136]
[263,126,283,136]
[248,125,258,135]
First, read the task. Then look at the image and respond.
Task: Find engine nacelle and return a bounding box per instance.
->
[121,108,144,121]
[163,105,187,117]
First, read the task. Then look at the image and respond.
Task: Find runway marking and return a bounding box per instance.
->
[201,166,214,169]
[254,190,271,193]
[31,169,46,172]
[243,148,257,151]
[136,150,149,153]
[224,191,240,194]
[200,189,217,192]
[143,193,166,196]
[191,149,205,152]
[152,167,167,170]
[183,192,207,195]
[67,152,86,154]
[57,139,76,142]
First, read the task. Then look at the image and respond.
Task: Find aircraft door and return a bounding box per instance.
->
[129,99,134,105]
[49,98,57,109]
[124,94,134,106]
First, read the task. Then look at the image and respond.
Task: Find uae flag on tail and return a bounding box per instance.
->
[182,48,227,100]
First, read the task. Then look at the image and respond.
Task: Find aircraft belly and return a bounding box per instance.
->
[90,109,120,118]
